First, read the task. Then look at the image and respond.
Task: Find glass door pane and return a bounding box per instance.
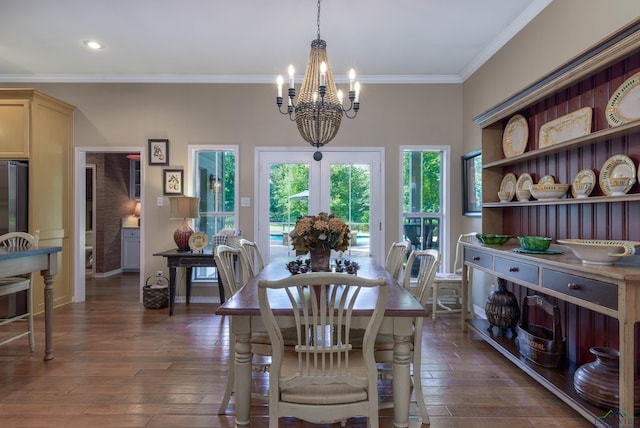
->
[328,163,370,257]
[258,149,383,265]
[268,162,310,260]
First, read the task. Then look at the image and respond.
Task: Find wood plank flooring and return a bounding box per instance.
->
[0,273,593,427]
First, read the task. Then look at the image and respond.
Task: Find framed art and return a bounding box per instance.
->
[148,139,169,165]
[163,168,184,195]
[462,150,482,216]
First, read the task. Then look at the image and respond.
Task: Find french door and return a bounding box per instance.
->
[256,148,384,265]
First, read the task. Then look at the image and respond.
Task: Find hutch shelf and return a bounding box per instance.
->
[469,18,640,428]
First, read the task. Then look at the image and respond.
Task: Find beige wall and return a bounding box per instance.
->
[1,82,463,281]
[7,0,638,302]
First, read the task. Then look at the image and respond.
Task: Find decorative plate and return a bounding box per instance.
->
[188,232,209,251]
[571,169,596,198]
[538,175,555,185]
[499,173,517,201]
[513,248,564,255]
[502,114,529,158]
[606,72,640,127]
[539,107,592,148]
[515,173,533,201]
[599,154,636,196]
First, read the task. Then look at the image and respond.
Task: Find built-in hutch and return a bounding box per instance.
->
[0,89,75,312]
[465,20,640,427]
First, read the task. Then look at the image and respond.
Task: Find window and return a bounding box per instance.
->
[401,147,449,274]
[190,146,238,280]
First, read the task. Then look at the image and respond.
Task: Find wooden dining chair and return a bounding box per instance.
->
[258,272,388,427]
[384,241,410,281]
[0,231,38,351]
[430,232,478,321]
[375,249,441,425]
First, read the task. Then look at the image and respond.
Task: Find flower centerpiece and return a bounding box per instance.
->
[289,212,351,271]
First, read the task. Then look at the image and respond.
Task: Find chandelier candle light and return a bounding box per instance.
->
[276,0,360,161]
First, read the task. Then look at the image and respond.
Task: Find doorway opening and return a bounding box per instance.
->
[73,147,145,303]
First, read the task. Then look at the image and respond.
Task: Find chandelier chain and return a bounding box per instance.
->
[316,0,321,41]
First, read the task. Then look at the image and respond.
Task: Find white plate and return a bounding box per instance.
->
[571,169,596,198]
[606,72,640,127]
[538,175,555,185]
[599,154,636,196]
[539,107,592,148]
[189,232,209,251]
[499,173,517,201]
[515,173,533,201]
[502,114,528,158]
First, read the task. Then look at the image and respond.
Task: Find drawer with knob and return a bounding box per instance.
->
[464,248,493,270]
[494,256,539,285]
[542,269,617,310]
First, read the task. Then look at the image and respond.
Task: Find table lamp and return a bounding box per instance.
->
[133,201,141,226]
[169,196,200,251]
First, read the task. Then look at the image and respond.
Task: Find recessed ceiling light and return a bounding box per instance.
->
[83,40,103,50]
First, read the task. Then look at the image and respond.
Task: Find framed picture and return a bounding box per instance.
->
[148,139,169,165]
[163,168,184,195]
[462,150,482,216]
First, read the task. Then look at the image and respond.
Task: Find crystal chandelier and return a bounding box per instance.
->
[276,0,360,161]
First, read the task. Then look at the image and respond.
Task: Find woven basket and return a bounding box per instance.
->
[143,276,169,309]
[516,295,565,368]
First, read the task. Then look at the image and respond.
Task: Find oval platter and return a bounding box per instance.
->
[606,71,640,127]
[502,114,529,158]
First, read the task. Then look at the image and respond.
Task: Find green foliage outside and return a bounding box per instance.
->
[268,163,371,233]
[403,150,441,213]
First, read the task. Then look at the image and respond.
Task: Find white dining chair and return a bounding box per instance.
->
[374,249,440,425]
[385,241,410,281]
[430,232,478,321]
[214,244,269,414]
[0,231,38,351]
[238,238,265,278]
[258,272,388,427]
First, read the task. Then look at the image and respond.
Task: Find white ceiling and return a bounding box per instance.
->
[0,0,551,84]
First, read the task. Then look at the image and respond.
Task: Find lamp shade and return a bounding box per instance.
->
[133,201,141,217]
[169,196,200,219]
[169,196,200,251]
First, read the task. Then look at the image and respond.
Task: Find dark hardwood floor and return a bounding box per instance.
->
[0,273,592,427]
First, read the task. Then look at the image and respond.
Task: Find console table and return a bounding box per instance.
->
[153,248,222,316]
[0,246,61,361]
[461,241,640,427]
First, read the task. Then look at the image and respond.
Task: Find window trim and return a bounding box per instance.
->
[399,145,451,272]
[187,144,239,228]
[187,144,240,283]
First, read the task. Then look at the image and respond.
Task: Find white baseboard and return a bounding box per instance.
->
[93,269,122,278]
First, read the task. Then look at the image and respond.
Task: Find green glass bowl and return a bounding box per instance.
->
[476,234,512,246]
[517,235,552,251]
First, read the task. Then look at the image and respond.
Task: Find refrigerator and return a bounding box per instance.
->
[0,160,28,318]
[0,160,28,235]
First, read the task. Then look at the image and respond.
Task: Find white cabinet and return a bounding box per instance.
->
[121,228,140,271]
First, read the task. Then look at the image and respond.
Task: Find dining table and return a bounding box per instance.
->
[215,256,430,428]
[0,245,61,361]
